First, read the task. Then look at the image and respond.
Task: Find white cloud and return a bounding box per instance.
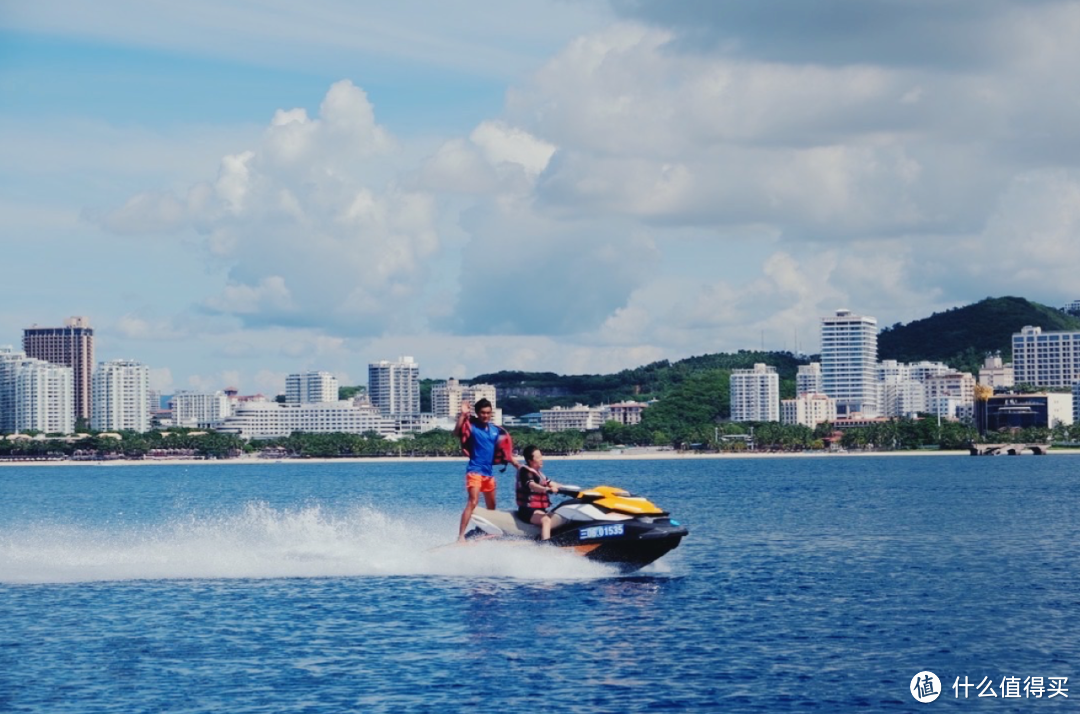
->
[204,276,296,315]
[97,81,441,335]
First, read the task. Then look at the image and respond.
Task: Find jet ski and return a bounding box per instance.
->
[464,485,688,573]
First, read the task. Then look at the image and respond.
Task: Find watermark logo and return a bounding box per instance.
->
[911,671,942,703]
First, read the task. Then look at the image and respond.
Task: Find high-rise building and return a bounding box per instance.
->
[368,356,420,417]
[13,358,75,434]
[0,347,25,433]
[820,309,878,417]
[431,378,499,418]
[171,391,231,428]
[92,359,150,432]
[1012,325,1080,388]
[780,393,836,429]
[431,378,464,417]
[796,363,823,396]
[730,363,780,422]
[977,354,1014,389]
[924,372,976,419]
[874,359,954,417]
[285,371,339,404]
[1,348,75,434]
[23,316,95,423]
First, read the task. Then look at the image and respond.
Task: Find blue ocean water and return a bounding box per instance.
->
[2,455,1079,712]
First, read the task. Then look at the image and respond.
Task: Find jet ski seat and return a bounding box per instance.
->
[470,508,542,539]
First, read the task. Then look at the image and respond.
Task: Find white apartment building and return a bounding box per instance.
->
[92,359,150,432]
[1073,382,1080,425]
[906,361,952,382]
[924,372,976,419]
[216,398,398,439]
[978,354,1014,389]
[875,359,950,417]
[0,347,26,433]
[821,310,879,417]
[877,377,927,418]
[540,404,605,432]
[780,393,837,429]
[1012,326,1080,388]
[796,363,823,395]
[603,401,648,426]
[11,357,75,434]
[172,390,231,428]
[431,378,498,419]
[730,363,780,422]
[368,356,420,417]
[285,371,339,404]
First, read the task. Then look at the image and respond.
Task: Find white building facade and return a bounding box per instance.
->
[821,310,879,417]
[780,393,837,429]
[285,371,339,404]
[92,359,150,432]
[10,357,75,434]
[730,363,780,422]
[978,354,1015,389]
[216,399,398,439]
[172,391,231,428]
[540,404,606,432]
[1012,326,1080,388]
[874,360,950,418]
[603,401,648,426]
[368,357,420,417]
[796,363,823,395]
[0,347,26,433]
[431,378,498,418]
[924,372,977,419]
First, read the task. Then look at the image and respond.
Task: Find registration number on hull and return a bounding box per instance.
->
[579,524,625,540]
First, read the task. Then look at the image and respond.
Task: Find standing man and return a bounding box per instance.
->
[455,397,520,541]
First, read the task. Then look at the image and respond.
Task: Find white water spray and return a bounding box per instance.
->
[0,501,616,584]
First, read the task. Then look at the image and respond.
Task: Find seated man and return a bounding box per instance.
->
[515,445,566,541]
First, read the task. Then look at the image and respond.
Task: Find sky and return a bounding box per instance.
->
[3,0,1080,396]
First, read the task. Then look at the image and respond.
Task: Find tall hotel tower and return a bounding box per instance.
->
[285,371,340,404]
[730,363,780,422]
[368,356,420,417]
[820,309,879,417]
[23,316,94,422]
[92,359,150,432]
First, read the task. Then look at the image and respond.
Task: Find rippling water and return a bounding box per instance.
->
[2,455,1079,711]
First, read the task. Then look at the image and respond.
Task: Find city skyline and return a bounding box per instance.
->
[5,2,1080,397]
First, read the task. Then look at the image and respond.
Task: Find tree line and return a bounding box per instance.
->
[5,414,1079,461]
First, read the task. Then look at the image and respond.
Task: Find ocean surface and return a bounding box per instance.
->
[2,454,1079,712]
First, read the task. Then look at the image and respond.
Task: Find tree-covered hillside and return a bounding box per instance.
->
[471,350,808,418]
[877,296,1080,372]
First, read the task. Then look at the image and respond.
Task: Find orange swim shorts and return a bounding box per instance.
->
[466,472,496,493]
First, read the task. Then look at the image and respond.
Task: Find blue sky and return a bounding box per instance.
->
[2,1,1080,396]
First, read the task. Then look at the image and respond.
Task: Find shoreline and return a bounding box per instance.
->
[3,448,1075,467]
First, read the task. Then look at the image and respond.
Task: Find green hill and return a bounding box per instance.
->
[877,296,1080,372]
[453,296,1076,423]
[471,350,807,418]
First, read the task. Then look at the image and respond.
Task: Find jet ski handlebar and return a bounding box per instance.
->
[554,484,584,496]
